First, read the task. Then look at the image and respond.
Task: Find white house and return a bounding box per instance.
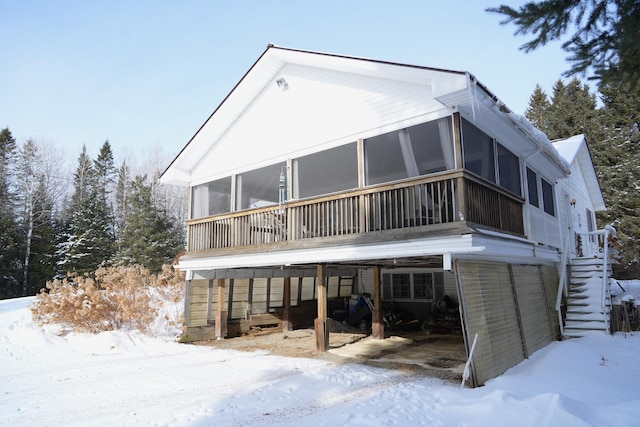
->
[160,45,612,386]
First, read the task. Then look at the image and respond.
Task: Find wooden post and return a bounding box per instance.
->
[315,264,329,351]
[372,266,384,340]
[215,278,227,340]
[282,277,293,332]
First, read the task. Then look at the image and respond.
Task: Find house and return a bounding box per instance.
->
[160,45,613,386]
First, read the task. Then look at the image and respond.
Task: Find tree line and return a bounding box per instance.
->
[0,133,187,299]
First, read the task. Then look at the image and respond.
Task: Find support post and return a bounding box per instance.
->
[283,277,293,332]
[215,278,227,340]
[372,266,384,339]
[315,264,329,351]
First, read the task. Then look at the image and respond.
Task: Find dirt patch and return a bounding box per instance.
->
[193,321,467,383]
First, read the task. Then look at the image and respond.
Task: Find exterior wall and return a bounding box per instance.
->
[358,267,457,320]
[555,160,599,256]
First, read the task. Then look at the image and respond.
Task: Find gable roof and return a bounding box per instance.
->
[553,134,606,211]
[160,45,571,186]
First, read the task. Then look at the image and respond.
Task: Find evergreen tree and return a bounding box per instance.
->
[57,146,116,276]
[487,0,640,86]
[70,145,93,212]
[0,128,20,297]
[591,80,640,278]
[545,78,598,140]
[118,174,184,274]
[114,160,131,244]
[525,84,551,131]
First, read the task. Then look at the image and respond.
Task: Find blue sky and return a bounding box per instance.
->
[1,1,574,166]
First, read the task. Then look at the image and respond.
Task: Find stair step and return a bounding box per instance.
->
[565,320,608,329]
[563,329,609,338]
[566,313,606,322]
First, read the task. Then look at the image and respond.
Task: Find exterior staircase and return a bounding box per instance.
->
[563,254,612,338]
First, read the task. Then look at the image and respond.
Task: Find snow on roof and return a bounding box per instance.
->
[506,112,572,173]
[552,134,584,164]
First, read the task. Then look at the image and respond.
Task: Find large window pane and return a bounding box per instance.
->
[527,167,539,207]
[365,130,407,185]
[462,119,495,183]
[413,273,434,300]
[236,162,286,210]
[497,143,521,196]
[365,117,455,186]
[408,117,456,174]
[392,273,411,299]
[191,177,232,219]
[541,178,555,216]
[293,142,357,199]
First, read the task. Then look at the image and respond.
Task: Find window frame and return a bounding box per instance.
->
[382,270,442,302]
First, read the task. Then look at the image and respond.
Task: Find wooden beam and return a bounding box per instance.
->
[315,264,329,351]
[372,266,384,340]
[282,277,292,332]
[215,278,227,340]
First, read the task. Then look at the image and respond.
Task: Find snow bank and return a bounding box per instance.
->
[1,297,639,426]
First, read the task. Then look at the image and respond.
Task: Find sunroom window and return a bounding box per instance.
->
[292,142,358,199]
[191,177,232,219]
[364,117,455,186]
[497,143,521,196]
[462,119,495,183]
[236,162,286,210]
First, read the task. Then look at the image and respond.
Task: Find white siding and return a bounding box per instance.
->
[190,64,449,184]
[556,160,599,255]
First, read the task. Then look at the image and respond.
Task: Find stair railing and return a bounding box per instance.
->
[556,232,572,338]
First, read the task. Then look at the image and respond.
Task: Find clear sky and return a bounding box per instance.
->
[1,0,573,166]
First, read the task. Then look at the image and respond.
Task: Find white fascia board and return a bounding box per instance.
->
[158,166,191,186]
[467,233,560,263]
[178,235,484,272]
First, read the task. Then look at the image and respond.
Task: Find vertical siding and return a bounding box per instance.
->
[252,278,269,314]
[456,260,525,386]
[540,265,561,340]
[270,278,284,308]
[186,279,210,327]
[300,277,316,301]
[511,265,553,356]
[232,278,250,319]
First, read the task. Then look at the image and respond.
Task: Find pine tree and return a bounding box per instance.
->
[487,0,640,86]
[114,160,131,244]
[525,84,551,132]
[57,146,116,276]
[70,145,94,212]
[0,128,21,297]
[545,78,598,140]
[117,174,184,273]
[591,79,640,278]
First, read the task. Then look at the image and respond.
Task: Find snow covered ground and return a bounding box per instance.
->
[2,296,640,427]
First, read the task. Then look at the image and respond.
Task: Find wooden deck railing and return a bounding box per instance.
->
[187,171,524,252]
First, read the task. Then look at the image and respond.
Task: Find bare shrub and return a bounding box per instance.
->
[31,265,185,337]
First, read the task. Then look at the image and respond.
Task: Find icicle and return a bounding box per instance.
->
[466,72,480,122]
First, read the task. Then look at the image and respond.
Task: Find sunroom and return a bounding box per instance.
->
[186,113,528,254]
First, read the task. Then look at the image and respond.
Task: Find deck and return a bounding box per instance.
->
[186,170,524,255]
